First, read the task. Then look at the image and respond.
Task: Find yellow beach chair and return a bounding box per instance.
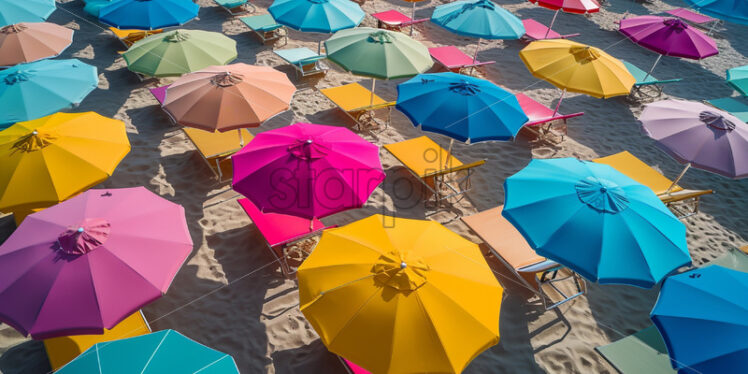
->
[320,83,395,130]
[109,27,163,48]
[383,136,485,212]
[44,310,151,370]
[183,128,253,182]
[594,151,713,218]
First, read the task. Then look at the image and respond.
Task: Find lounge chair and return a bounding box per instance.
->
[428,46,496,75]
[319,82,395,130]
[214,0,255,15]
[705,97,748,122]
[240,14,287,44]
[664,8,722,35]
[515,92,584,142]
[44,311,151,370]
[596,326,675,374]
[593,151,713,218]
[462,206,586,310]
[109,27,162,48]
[238,198,333,277]
[371,10,428,33]
[273,47,328,78]
[622,60,682,99]
[521,18,580,42]
[339,357,370,374]
[383,136,485,213]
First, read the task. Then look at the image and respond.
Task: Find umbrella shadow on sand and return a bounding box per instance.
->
[271,340,348,374]
[584,282,660,345]
[0,339,51,374]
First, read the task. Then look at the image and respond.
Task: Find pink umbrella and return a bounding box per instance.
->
[0,187,192,339]
[232,123,385,220]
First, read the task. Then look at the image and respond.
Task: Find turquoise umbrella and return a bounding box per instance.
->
[0,0,56,27]
[727,64,748,96]
[269,0,364,52]
[83,0,120,17]
[0,59,98,128]
[684,0,748,26]
[57,330,240,373]
[502,158,691,288]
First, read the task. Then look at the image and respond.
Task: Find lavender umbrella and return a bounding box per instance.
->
[639,100,748,189]
[619,16,718,81]
[0,187,193,339]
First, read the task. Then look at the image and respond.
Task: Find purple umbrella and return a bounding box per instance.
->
[0,187,192,339]
[640,100,748,189]
[619,15,718,80]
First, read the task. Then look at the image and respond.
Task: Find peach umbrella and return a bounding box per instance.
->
[0,22,73,67]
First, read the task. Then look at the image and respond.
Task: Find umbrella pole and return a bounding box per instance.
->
[545,9,560,39]
[410,2,417,36]
[238,129,244,147]
[552,89,566,117]
[444,138,454,169]
[472,38,482,64]
[665,163,691,195]
[643,54,663,82]
[318,40,323,54]
[370,78,376,106]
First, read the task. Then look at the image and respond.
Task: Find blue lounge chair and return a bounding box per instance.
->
[214,0,255,15]
[706,97,748,122]
[622,60,682,98]
[274,47,328,78]
[240,14,287,44]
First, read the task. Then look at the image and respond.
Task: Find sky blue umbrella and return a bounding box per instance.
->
[397,72,528,142]
[0,0,56,27]
[651,265,748,374]
[684,0,748,26]
[0,59,98,128]
[57,330,240,373]
[99,0,199,30]
[269,0,364,33]
[502,158,691,288]
[727,64,748,96]
[83,0,120,17]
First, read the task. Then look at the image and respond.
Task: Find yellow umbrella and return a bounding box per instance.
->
[519,39,635,114]
[0,112,130,221]
[298,215,502,374]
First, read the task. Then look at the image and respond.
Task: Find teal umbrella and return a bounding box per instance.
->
[0,59,98,128]
[0,0,56,27]
[727,64,748,96]
[269,0,364,52]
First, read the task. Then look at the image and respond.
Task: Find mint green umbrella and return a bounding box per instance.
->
[727,64,748,96]
[122,29,237,78]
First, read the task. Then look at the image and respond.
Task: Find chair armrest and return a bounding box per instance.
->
[423,159,486,178]
[658,189,714,203]
[560,32,581,39]
[349,101,396,112]
[401,18,429,26]
[524,112,584,126]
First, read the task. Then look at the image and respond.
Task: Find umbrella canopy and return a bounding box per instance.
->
[83,0,119,17]
[431,0,525,39]
[530,0,600,13]
[650,265,748,374]
[502,158,691,288]
[619,16,718,60]
[162,64,296,132]
[57,330,239,373]
[519,39,635,99]
[0,59,98,127]
[727,64,748,96]
[99,0,199,30]
[684,0,748,26]
[298,214,503,374]
[639,99,748,179]
[396,72,528,142]
[0,112,130,214]
[0,187,192,339]
[122,30,237,78]
[0,23,73,67]
[232,123,385,219]
[269,0,364,33]
[0,0,55,27]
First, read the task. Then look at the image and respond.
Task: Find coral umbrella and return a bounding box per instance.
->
[0,187,192,339]
[727,64,748,96]
[0,0,56,27]
[298,215,503,374]
[684,0,748,26]
[0,23,73,67]
[99,0,199,30]
[232,123,385,220]
[528,0,600,38]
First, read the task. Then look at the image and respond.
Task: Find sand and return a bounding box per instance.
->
[1,0,747,373]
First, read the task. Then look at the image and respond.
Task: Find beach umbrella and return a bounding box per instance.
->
[232,123,385,220]
[57,329,238,373]
[0,0,55,27]
[269,0,364,51]
[99,0,199,30]
[431,0,524,62]
[397,72,528,142]
[0,112,130,217]
[0,59,98,127]
[528,0,600,38]
[83,0,120,17]
[519,39,634,114]
[122,30,237,78]
[726,64,748,96]
[0,23,73,67]
[619,16,718,81]
[0,187,192,339]
[639,99,748,182]
[650,265,748,374]
[684,0,748,26]
[298,215,502,373]
[502,158,691,288]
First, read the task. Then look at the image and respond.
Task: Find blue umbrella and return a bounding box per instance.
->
[0,59,98,128]
[397,72,528,142]
[269,0,364,33]
[57,330,240,373]
[684,0,748,26]
[99,0,199,30]
[502,158,691,288]
[0,0,56,27]
[83,0,120,17]
[651,265,748,374]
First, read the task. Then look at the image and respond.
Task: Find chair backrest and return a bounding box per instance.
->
[428,46,474,68]
[238,198,328,248]
[320,83,393,112]
[383,136,464,178]
[522,18,560,39]
[593,151,683,195]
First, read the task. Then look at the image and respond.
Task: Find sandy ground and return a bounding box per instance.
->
[1,0,747,373]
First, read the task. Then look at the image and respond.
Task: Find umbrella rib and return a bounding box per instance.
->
[193,354,233,373]
[140,330,170,374]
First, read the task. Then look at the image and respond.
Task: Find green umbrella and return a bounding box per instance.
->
[122,29,237,78]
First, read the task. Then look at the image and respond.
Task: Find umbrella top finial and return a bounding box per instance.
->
[663,18,688,31]
[210,72,243,87]
[575,175,630,214]
[372,251,430,291]
[12,130,55,152]
[700,110,737,132]
[367,30,393,44]
[570,45,600,63]
[57,218,111,256]
[165,30,190,43]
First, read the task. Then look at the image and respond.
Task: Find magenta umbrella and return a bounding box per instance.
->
[619,16,718,80]
[0,187,192,339]
[232,123,385,220]
[640,100,748,189]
